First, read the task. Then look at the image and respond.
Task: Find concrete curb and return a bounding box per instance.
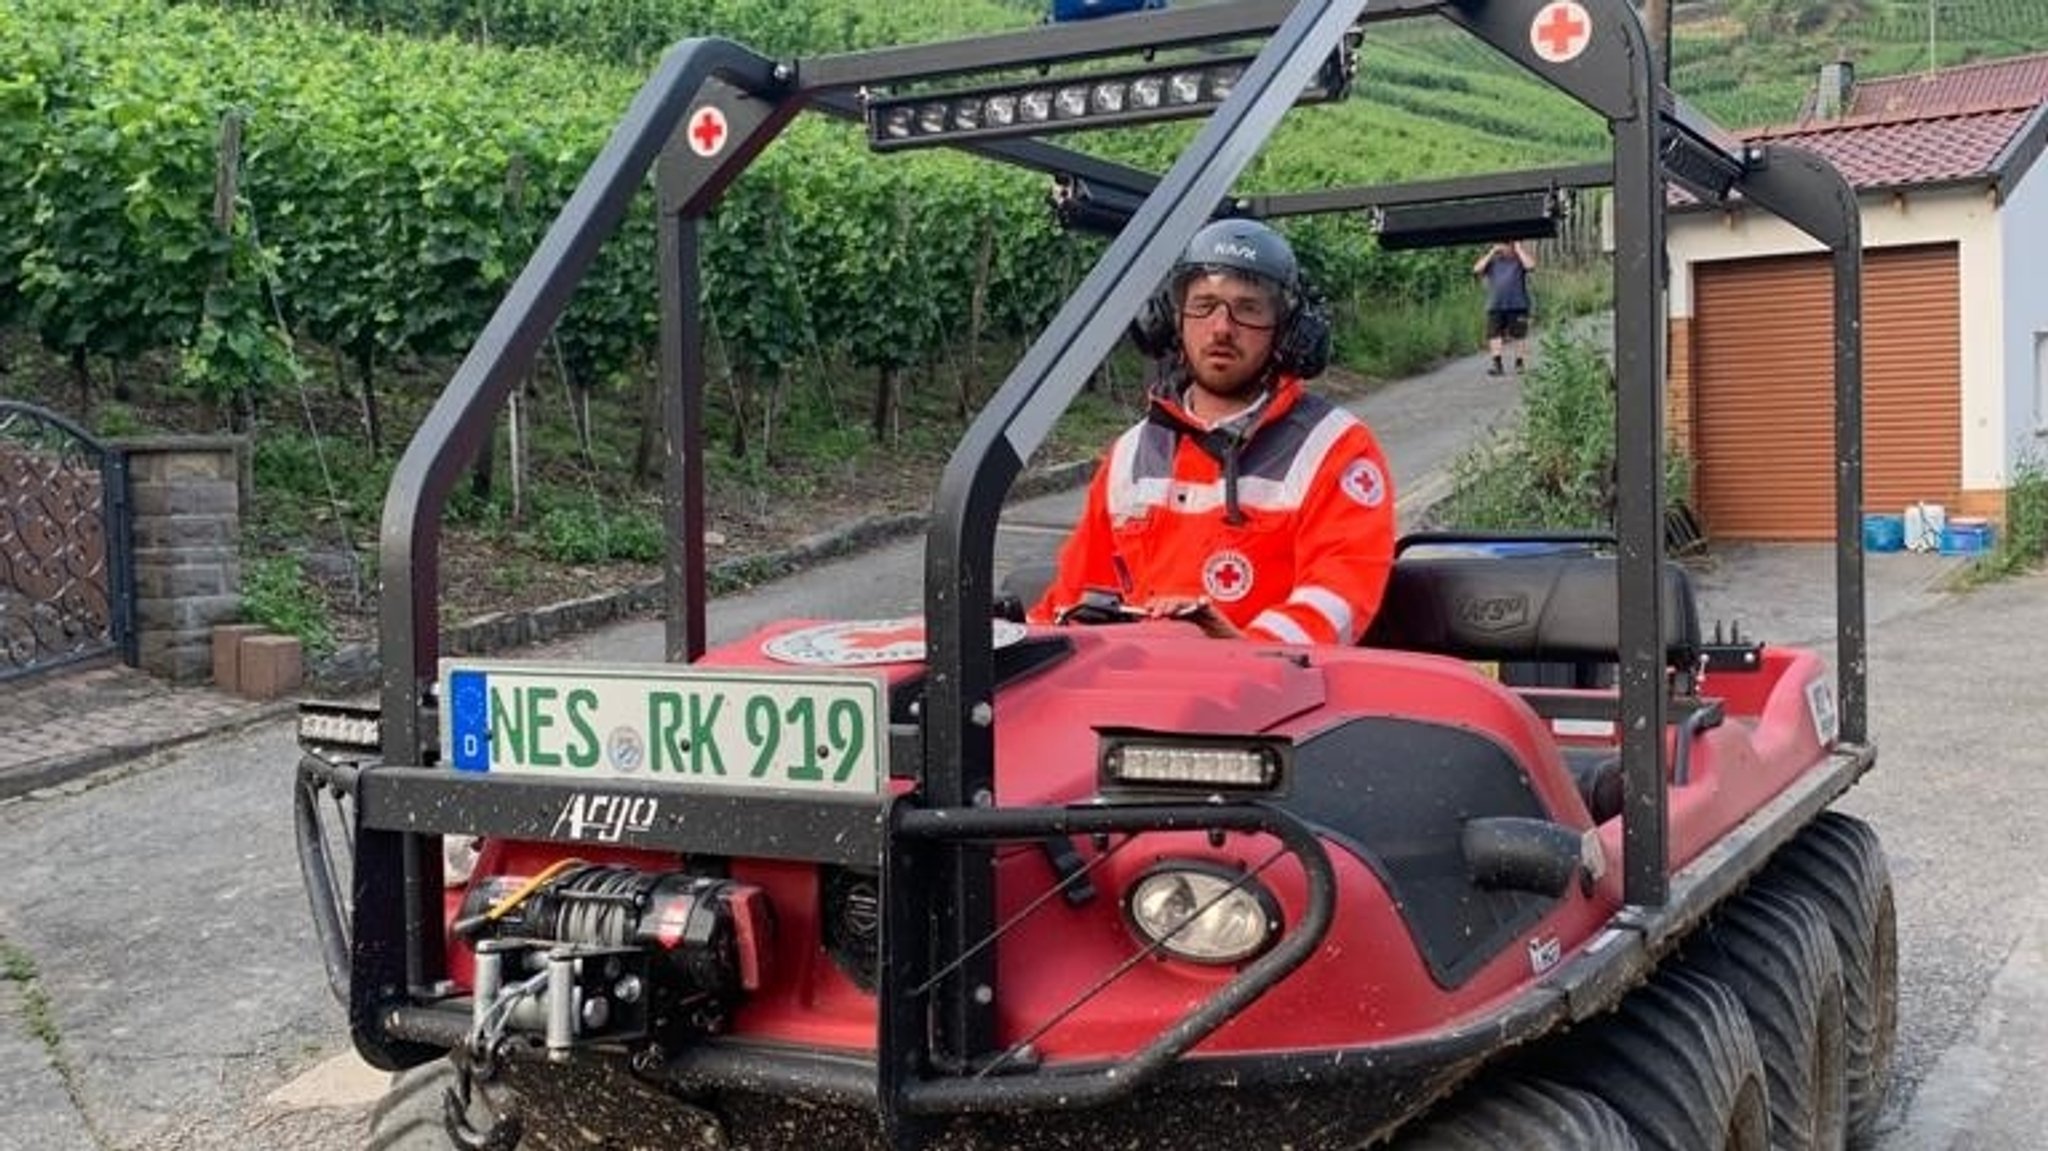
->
[0,698,297,805]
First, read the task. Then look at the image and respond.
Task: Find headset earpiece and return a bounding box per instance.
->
[1272,294,1332,379]
[1128,288,1179,359]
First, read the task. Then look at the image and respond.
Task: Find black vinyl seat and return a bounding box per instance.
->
[1361,553,1702,673]
[1364,554,1704,825]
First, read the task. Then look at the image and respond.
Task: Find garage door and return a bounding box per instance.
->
[1691,245,1960,539]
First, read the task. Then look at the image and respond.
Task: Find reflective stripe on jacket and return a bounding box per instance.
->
[1032,376,1396,644]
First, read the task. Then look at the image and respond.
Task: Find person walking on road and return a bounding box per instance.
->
[1030,219,1396,644]
[1475,239,1535,376]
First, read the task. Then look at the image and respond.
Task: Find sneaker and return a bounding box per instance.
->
[1485,360,1504,377]
[1514,358,1526,374]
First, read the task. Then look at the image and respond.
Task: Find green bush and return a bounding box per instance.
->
[1960,456,2048,583]
[249,431,389,535]
[2002,457,2048,560]
[1334,291,1471,379]
[535,503,664,564]
[239,553,335,653]
[1431,331,1688,531]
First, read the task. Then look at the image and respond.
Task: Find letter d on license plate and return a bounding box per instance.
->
[439,659,887,798]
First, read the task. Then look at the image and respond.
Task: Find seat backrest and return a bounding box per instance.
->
[1361,554,1701,670]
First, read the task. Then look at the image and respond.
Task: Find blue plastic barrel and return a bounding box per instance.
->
[1863,514,1905,553]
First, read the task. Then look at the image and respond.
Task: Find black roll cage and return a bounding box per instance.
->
[346,0,1871,1130]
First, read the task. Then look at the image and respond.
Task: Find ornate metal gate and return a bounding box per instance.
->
[0,401,135,681]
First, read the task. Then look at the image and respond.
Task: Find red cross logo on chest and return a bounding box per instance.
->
[1202,550,1255,604]
[688,106,729,157]
[1530,1,1592,64]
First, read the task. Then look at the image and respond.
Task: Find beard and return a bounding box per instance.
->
[1185,336,1268,398]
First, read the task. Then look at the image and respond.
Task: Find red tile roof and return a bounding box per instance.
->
[1747,107,2037,189]
[1733,53,2048,192]
[1847,53,2048,118]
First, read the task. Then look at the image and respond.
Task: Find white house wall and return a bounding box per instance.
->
[1667,186,2006,490]
[2000,160,2048,466]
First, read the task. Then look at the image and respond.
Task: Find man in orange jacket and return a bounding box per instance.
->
[1031,219,1396,644]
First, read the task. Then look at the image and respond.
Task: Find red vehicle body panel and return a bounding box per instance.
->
[444,626,1836,1068]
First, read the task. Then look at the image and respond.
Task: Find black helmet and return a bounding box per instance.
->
[1170,218,1301,301]
[1129,217,1329,378]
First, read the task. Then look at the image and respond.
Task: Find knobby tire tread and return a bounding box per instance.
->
[368,1059,525,1151]
[1681,886,1849,1151]
[1388,1076,1639,1149]
[1537,966,1771,1151]
[1757,811,1899,1146]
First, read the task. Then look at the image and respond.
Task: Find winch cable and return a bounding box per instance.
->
[974,843,1293,1079]
[453,857,589,939]
[472,969,552,1060]
[910,834,1139,1000]
[548,866,650,946]
[449,981,541,1151]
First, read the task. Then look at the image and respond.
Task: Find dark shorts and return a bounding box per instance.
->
[1486,309,1530,340]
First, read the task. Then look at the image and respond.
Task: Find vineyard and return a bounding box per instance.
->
[1669,0,2048,124]
[2,0,2043,649]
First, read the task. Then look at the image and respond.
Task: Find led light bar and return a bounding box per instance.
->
[1371,191,1564,252]
[1661,123,1749,203]
[1100,734,1288,792]
[297,701,383,753]
[866,44,1355,152]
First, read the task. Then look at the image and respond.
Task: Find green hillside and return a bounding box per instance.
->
[1670,0,2048,126]
[996,0,2047,197]
[190,1,2047,189]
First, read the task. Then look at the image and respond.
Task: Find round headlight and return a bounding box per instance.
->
[1124,862,1281,966]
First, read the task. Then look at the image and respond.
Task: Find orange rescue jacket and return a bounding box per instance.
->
[1031,376,1395,644]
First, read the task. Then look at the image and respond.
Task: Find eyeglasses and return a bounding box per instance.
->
[1180,293,1282,330]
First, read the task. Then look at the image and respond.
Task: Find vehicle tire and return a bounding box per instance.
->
[1389,1077,1639,1149]
[368,1057,525,1151]
[1757,811,1898,1146]
[1680,887,1848,1151]
[1538,966,1771,1151]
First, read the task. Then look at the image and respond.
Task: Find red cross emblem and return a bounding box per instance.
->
[688,106,728,158]
[1202,550,1255,604]
[760,618,1029,666]
[842,623,926,652]
[1530,1,1591,64]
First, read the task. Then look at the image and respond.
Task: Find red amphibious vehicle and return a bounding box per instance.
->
[296,2,1898,1148]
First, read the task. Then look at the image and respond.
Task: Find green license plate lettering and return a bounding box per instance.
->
[445,661,883,795]
[828,698,866,782]
[746,693,780,778]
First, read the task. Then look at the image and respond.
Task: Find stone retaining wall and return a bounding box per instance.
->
[114,436,249,684]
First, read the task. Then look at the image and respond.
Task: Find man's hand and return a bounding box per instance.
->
[1141,596,1242,639]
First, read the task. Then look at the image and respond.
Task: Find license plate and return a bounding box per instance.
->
[439,659,887,798]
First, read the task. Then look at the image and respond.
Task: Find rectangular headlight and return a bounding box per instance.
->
[1100,734,1288,792]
